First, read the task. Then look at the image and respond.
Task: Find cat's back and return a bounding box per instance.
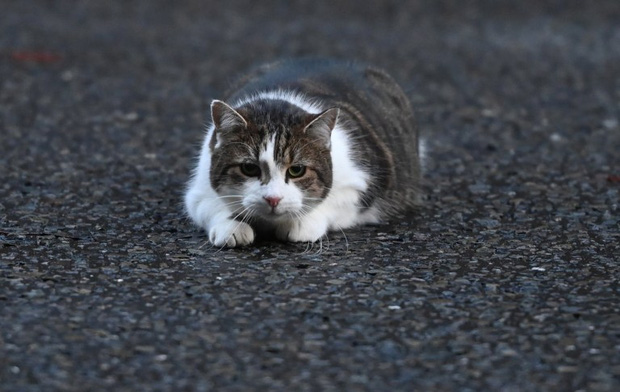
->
[226,59,407,110]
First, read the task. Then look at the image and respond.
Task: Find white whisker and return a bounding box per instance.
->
[315,236,324,255]
[330,222,350,253]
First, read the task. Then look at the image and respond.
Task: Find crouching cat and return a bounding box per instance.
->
[185,59,421,247]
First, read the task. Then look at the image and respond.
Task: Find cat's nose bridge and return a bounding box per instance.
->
[260,177,286,205]
[258,161,273,184]
[259,160,286,185]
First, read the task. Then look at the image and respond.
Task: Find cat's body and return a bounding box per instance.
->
[185,59,420,247]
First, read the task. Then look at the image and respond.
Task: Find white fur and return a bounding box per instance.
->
[184,91,374,247]
[184,123,256,247]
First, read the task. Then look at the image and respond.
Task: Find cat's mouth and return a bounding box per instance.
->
[265,208,287,217]
[256,206,294,220]
[248,198,305,220]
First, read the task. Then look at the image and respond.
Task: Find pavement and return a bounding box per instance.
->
[1,1,619,391]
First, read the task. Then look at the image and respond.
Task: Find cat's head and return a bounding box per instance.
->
[208,99,338,222]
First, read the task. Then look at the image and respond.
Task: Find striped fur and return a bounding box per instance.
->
[185,59,420,247]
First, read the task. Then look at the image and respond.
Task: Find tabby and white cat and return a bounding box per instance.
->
[185,59,420,247]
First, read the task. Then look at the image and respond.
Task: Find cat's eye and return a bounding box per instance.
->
[287,165,306,178]
[240,163,261,177]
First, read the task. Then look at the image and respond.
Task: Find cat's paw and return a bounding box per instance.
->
[275,220,328,243]
[209,220,254,247]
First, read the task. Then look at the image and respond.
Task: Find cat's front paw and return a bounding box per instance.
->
[275,220,327,243]
[209,220,255,247]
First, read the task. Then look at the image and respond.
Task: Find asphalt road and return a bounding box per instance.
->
[1,1,619,391]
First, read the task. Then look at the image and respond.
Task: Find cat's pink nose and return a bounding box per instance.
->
[264,196,282,208]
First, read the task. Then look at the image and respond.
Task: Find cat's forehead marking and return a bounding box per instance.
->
[259,133,276,162]
[258,134,281,185]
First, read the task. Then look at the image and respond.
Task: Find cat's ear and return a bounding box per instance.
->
[304,108,339,148]
[211,100,247,129]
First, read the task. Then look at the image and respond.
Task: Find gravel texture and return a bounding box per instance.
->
[1,1,619,391]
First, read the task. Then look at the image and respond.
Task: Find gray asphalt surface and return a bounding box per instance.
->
[1,1,619,391]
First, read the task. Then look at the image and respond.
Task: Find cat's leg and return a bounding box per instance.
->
[207,214,254,247]
[185,184,254,247]
[275,187,361,243]
[275,209,329,243]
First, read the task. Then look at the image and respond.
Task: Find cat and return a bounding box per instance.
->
[184,59,421,247]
